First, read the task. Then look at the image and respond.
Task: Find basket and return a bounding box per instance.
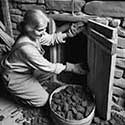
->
[49,84,95,125]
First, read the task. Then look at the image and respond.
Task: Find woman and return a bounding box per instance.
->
[2,9,86,107]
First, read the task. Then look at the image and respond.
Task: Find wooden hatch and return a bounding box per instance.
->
[87,19,118,120]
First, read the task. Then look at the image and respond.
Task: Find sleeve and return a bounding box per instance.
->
[39,32,67,46]
[21,44,66,74]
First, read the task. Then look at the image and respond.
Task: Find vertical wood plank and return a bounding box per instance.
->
[48,18,58,82]
[87,20,117,120]
[48,18,65,85]
[1,0,13,37]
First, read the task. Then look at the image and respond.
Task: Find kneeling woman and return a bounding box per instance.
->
[1,9,86,107]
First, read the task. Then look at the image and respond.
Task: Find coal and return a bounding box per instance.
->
[51,85,95,120]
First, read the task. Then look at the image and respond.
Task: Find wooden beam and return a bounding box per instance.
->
[88,19,117,39]
[48,13,96,23]
[1,0,13,37]
[89,29,117,55]
[48,18,58,82]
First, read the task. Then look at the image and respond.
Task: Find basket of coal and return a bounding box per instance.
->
[49,84,95,125]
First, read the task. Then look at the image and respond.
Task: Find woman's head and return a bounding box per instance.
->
[22,9,50,39]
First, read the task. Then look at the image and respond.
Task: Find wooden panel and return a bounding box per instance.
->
[87,20,117,120]
[88,19,117,39]
[1,0,13,37]
[89,29,117,55]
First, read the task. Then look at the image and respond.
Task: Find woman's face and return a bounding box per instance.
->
[34,25,47,38]
[34,12,48,39]
[25,10,49,40]
[28,20,48,40]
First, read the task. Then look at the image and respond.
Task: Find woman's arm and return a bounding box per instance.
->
[39,32,67,46]
[21,44,66,74]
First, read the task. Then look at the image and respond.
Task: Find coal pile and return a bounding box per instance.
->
[50,85,95,120]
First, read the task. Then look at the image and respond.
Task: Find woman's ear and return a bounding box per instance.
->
[25,24,34,32]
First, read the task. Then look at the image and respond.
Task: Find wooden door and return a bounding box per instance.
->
[87,19,118,120]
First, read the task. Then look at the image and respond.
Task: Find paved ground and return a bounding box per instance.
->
[20,82,125,125]
[20,104,125,125]
[0,81,125,125]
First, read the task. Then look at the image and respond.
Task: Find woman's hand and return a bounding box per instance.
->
[66,22,84,38]
[65,62,88,75]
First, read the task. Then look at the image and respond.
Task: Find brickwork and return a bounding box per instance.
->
[8,0,45,39]
[113,35,125,108]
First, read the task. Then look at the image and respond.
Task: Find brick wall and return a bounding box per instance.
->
[9,0,45,39]
[113,35,125,108]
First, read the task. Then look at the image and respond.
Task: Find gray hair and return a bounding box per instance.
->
[23,9,50,32]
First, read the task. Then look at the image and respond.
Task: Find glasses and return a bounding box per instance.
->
[36,27,46,32]
[35,23,47,32]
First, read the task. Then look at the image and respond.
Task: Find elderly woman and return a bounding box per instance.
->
[2,9,86,107]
